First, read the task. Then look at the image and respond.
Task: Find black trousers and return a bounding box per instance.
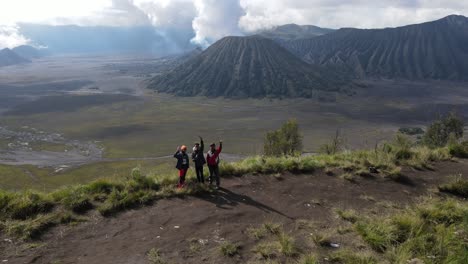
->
[195,165,204,183]
[208,165,220,187]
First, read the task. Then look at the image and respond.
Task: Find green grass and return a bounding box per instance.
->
[220,141,451,180]
[254,242,279,259]
[277,232,298,257]
[329,250,377,264]
[0,169,202,240]
[336,209,359,223]
[263,222,282,235]
[246,226,268,240]
[355,198,468,264]
[219,241,240,257]
[439,176,468,198]
[311,230,334,247]
[147,248,167,264]
[298,255,319,264]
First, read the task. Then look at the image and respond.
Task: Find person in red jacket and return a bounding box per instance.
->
[206,140,222,189]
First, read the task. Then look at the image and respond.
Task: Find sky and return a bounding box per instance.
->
[0,0,468,49]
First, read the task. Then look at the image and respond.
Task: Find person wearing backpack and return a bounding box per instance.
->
[174,145,190,188]
[206,140,222,189]
[192,136,206,183]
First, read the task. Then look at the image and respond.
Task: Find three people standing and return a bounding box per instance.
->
[174,138,223,189]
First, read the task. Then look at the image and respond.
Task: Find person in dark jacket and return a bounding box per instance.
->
[191,136,206,183]
[206,141,222,189]
[174,145,189,188]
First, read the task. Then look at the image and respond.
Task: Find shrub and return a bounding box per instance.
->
[439,176,468,198]
[398,127,424,136]
[277,232,298,257]
[97,188,156,216]
[246,226,268,240]
[319,129,345,155]
[147,248,166,264]
[5,211,83,240]
[299,255,319,264]
[336,209,359,223]
[263,222,282,235]
[448,140,468,158]
[264,119,303,156]
[5,191,54,220]
[219,241,240,257]
[254,242,278,259]
[311,230,334,247]
[52,186,93,213]
[355,220,396,252]
[423,112,464,147]
[329,250,377,264]
[356,198,468,263]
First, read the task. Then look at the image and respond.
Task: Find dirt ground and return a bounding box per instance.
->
[2,159,468,264]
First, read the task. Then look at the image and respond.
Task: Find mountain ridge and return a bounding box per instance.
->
[280,14,468,80]
[0,48,31,67]
[149,35,352,98]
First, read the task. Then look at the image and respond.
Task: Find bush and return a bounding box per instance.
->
[398,127,424,136]
[97,188,156,216]
[219,241,240,257]
[52,186,93,213]
[329,250,377,264]
[264,119,303,156]
[448,141,468,158]
[356,198,468,264]
[147,248,166,264]
[439,176,468,198]
[319,129,345,155]
[4,191,54,220]
[277,232,298,257]
[423,112,464,147]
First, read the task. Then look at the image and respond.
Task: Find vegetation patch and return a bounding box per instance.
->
[438,176,468,198]
[329,249,377,264]
[219,241,240,257]
[355,198,468,263]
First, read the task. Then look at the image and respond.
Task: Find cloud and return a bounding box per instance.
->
[239,0,468,31]
[1,0,468,50]
[0,25,30,49]
[191,0,245,47]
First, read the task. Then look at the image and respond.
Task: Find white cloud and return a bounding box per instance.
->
[0,25,30,49]
[191,0,245,47]
[1,0,468,49]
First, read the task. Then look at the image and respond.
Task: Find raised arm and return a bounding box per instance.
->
[174,146,181,158]
[217,141,223,154]
[200,136,204,152]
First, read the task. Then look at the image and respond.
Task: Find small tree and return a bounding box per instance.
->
[319,129,344,155]
[264,119,303,156]
[423,112,464,147]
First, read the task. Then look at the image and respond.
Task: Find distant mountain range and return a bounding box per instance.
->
[12,45,48,60]
[149,14,468,98]
[256,24,334,41]
[280,15,468,80]
[149,36,351,98]
[0,48,31,67]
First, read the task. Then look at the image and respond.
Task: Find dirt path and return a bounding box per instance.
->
[2,160,467,264]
